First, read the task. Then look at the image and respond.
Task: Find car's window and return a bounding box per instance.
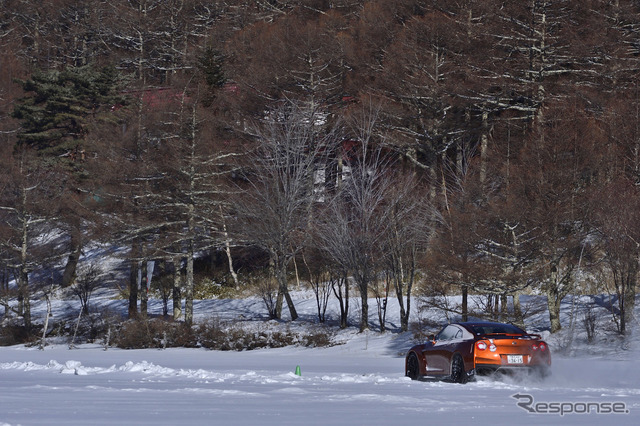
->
[454,329,463,339]
[436,325,458,341]
[470,323,526,335]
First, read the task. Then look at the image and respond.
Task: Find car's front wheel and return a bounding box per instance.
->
[406,353,420,380]
[450,354,469,384]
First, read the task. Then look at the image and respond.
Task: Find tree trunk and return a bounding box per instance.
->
[479,110,489,185]
[184,249,194,326]
[360,286,369,332]
[40,289,52,349]
[377,279,389,333]
[275,257,297,321]
[272,254,297,321]
[275,289,283,319]
[61,233,81,287]
[220,206,239,288]
[546,261,568,333]
[128,239,140,319]
[621,258,638,335]
[19,209,31,330]
[395,275,413,333]
[461,285,468,322]
[344,277,349,329]
[513,292,524,327]
[172,256,182,321]
[282,287,298,321]
[18,268,30,330]
[139,261,148,318]
[397,295,407,332]
[184,195,196,325]
[403,282,412,333]
[1,269,9,318]
[357,273,369,332]
[546,286,562,333]
[622,281,636,336]
[331,274,349,329]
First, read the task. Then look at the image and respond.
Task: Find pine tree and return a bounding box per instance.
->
[12,65,124,168]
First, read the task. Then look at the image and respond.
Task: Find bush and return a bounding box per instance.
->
[195,321,296,350]
[194,320,335,351]
[194,319,228,349]
[193,278,240,300]
[70,315,336,351]
[112,318,196,349]
[0,323,35,346]
[301,329,333,347]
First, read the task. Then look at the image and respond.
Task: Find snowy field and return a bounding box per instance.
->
[2,291,640,425]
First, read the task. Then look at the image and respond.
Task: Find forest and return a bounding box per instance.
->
[1,0,640,344]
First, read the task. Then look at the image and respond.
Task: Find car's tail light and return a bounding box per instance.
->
[540,343,547,351]
[476,341,487,350]
[489,342,497,352]
[532,343,539,350]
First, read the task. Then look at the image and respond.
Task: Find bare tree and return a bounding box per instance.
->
[381,172,434,332]
[315,105,393,331]
[235,100,339,320]
[317,153,392,331]
[0,148,64,330]
[71,264,102,315]
[375,6,472,179]
[509,100,600,333]
[590,178,640,335]
[302,248,332,324]
[306,229,350,328]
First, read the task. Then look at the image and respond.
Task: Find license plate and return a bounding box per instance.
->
[507,355,523,364]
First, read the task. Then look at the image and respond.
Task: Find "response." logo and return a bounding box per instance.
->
[511,393,630,416]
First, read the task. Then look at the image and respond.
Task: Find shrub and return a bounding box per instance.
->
[193,278,239,300]
[301,329,333,347]
[0,323,35,346]
[194,319,228,349]
[112,318,196,349]
[90,315,336,351]
[194,320,335,351]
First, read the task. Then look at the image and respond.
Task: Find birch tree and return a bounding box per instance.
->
[0,149,63,330]
[151,80,238,326]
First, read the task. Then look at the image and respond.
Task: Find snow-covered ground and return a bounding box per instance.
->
[2,290,640,425]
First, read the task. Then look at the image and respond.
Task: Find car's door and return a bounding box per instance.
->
[424,325,458,375]
[442,327,466,375]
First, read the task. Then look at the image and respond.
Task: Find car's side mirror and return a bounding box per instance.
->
[428,334,435,342]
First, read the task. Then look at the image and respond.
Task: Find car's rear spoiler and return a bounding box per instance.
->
[479,333,543,340]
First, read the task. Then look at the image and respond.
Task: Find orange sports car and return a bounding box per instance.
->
[405,321,551,383]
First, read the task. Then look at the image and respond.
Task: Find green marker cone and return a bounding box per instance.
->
[295,365,301,376]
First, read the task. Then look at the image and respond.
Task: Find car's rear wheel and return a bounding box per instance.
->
[450,354,468,384]
[406,353,420,380]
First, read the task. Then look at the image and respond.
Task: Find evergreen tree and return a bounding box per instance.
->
[12,65,124,169]
[197,47,226,89]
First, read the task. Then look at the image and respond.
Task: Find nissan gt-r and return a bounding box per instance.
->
[405,321,551,383]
